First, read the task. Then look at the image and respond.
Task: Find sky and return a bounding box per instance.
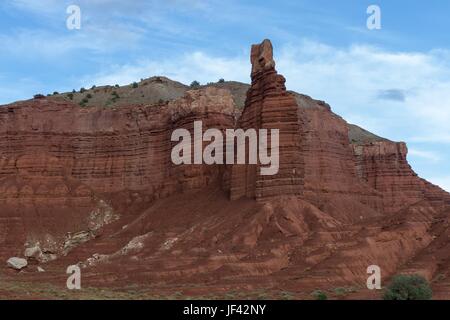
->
[0,0,449,191]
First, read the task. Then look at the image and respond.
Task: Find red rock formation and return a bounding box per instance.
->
[353,141,450,214]
[0,40,449,300]
[231,40,382,221]
[300,107,384,222]
[0,88,236,260]
[230,39,303,200]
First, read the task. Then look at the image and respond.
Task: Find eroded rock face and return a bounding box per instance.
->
[0,88,236,261]
[352,141,450,214]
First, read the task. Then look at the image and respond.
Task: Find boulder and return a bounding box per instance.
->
[7,257,28,270]
[24,245,43,259]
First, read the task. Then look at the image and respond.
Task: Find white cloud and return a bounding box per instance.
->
[4,0,208,42]
[275,40,450,144]
[409,135,450,143]
[0,26,144,58]
[1,0,208,60]
[408,149,441,163]
[82,52,248,87]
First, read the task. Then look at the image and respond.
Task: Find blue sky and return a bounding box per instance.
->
[1,0,449,191]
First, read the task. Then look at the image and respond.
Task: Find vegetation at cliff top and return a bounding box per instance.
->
[190,80,200,88]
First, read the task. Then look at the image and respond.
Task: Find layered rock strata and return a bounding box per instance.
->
[0,87,236,260]
[230,39,303,200]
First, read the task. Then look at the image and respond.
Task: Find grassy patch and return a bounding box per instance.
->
[279,291,296,300]
[332,286,357,297]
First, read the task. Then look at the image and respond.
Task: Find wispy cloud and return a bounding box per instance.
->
[0,27,143,58]
[1,0,209,61]
[409,135,450,143]
[82,52,248,87]
[408,148,441,163]
[274,40,450,144]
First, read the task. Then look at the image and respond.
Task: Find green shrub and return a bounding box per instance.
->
[111,91,120,102]
[218,78,225,83]
[190,80,200,88]
[383,274,432,300]
[80,87,87,93]
[67,93,74,100]
[132,82,139,88]
[33,94,45,99]
[53,91,59,95]
[86,93,93,99]
[311,290,328,300]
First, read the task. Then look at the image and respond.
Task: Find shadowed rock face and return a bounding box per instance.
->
[1,40,450,299]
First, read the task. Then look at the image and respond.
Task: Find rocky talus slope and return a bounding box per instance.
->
[0,40,449,299]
